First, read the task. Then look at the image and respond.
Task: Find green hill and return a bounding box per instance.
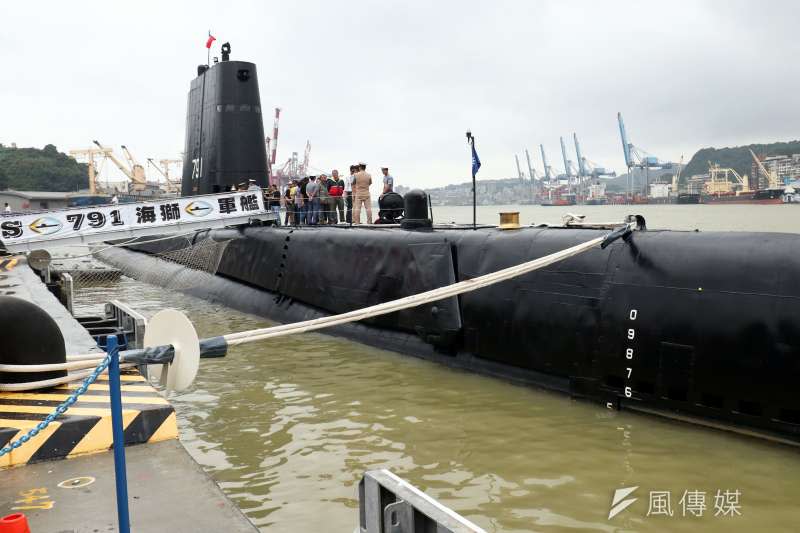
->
[682,140,800,181]
[0,144,89,192]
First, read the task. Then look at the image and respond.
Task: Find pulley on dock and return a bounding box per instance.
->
[142,309,200,392]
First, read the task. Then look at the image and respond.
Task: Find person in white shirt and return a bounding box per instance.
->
[111,194,119,205]
[344,164,355,223]
[380,166,394,198]
[4,203,11,213]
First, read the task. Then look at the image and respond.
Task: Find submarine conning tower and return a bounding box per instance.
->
[181,42,268,196]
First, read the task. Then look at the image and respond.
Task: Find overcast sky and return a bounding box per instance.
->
[2,0,798,189]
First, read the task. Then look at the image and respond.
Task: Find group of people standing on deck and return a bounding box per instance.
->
[277,163,394,226]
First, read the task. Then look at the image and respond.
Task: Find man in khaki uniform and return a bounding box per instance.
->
[353,162,373,224]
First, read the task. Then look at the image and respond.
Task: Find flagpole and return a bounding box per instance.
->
[467,131,476,230]
[207,30,211,66]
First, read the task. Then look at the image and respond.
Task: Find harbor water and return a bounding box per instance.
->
[432,203,799,233]
[73,205,800,532]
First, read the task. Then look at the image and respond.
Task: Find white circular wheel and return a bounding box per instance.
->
[142,309,200,392]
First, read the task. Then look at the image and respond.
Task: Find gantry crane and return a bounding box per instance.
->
[559,136,577,179]
[515,154,524,181]
[571,133,615,202]
[540,144,556,182]
[617,112,675,198]
[524,149,538,181]
[572,133,614,179]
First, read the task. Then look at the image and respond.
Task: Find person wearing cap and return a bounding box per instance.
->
[380,167,394,198]
[344,165,356,223]
[353,163,373,224]
[248,179,261,192]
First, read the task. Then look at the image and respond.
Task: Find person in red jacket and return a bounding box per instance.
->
[328,170,345,223]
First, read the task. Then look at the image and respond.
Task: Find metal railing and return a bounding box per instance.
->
[359,470,486,533]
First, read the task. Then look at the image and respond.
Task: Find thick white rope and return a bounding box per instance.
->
[0,360,109,373]
[0,363,136,392]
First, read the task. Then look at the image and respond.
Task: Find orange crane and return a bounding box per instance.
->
[91,140,147,192]
[120,145,147,190]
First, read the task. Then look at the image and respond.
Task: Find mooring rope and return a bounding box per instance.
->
[1,225,628,390]
[0,364,137,392]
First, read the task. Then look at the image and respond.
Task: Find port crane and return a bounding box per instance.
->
[539,144,556,182]
[514,154,525,180]
[120,145,147,188]
[559,137,577,179]
[573,133,615,179]
[572,133,615,201]
[91,141,148,192]
[266,107,281,184]
[524,148,539,198]
[147,158,182,193]
[749,149,780,189]
[524,149,539,181]
[617,112,675,198]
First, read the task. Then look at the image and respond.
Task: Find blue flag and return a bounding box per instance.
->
[471,142,481,177]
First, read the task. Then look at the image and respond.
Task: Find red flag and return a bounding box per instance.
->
[206,34,216,49]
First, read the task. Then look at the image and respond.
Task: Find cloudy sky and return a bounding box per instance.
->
[2,0,798,189]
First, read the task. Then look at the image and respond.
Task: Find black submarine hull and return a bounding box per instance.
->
[118,225,800,444]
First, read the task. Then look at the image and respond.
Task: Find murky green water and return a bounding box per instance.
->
[73,205,800,532]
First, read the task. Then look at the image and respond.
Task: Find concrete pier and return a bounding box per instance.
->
[0,256,257,531]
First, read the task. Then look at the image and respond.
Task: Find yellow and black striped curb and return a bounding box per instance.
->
[0,371,177,468]
[0,258,18,271]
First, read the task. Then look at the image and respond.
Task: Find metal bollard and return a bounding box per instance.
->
[107,335,131,533]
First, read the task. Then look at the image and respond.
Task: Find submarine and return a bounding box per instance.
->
[106,44,800,445]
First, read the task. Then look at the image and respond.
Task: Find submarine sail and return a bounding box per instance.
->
[181,42,268,196]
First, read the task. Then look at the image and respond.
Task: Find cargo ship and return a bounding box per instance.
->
[702,188,786,204]
[539,190,576,206]
[103,47,800,446]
